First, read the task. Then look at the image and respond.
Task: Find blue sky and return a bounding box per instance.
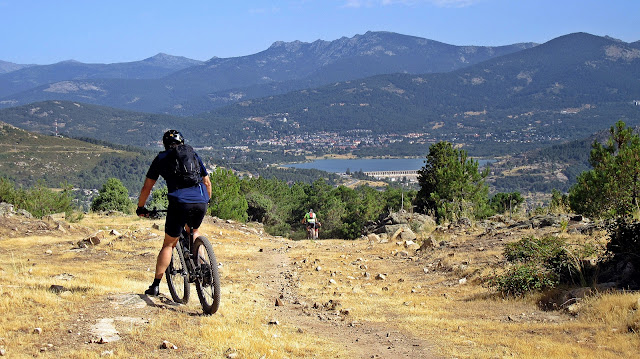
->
[1,0,638,64]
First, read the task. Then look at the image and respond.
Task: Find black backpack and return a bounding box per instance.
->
[167,144,202,189]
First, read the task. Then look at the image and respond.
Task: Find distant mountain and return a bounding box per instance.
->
[205,33,640,143]
[631,40,640,50]
[0,60,34,75]
[0,31,537,114]
[0,53,203,99]
[0,100,242,147]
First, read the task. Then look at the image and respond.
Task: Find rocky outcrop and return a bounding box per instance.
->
[364,211,435,239]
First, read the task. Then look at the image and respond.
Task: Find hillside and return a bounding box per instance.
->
[0,101,240,147]
[0,54,203,99]
[0,31,536,115]
[206,33,640,149]
[0,60,34,74]
[1,210,638,358]
[0,121,150,192]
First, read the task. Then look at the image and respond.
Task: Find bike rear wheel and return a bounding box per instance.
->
[193,236,221,314]
[165,241,190,304]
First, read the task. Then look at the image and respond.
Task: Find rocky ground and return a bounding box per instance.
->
[1,204,638,358]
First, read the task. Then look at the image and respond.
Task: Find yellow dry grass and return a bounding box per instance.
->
[0,213,638,358]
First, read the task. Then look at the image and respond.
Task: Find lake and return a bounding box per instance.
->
[283,158,494,173]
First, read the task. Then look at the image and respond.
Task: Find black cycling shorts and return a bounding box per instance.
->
[165,201,208,238]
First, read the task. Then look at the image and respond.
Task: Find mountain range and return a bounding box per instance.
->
[0,32,638,156]
[0,31,536,115]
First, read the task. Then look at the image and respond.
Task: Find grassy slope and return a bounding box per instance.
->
[0,121,141,188]
[0,213,638,358]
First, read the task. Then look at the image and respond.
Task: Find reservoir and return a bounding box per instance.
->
[283,158,494,173]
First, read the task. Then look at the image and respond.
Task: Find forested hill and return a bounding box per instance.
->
[0,101,247,148]
[0,121,151,193]
[207,32,640,143]
[0,31,536,115]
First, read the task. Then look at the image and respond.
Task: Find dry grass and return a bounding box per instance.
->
[0,214,639,358]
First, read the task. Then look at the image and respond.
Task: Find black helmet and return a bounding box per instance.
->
[162,130,184,150]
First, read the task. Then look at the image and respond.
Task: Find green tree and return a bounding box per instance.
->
[569,121,640,218]
[91,178,133,214]
[148,186,168,210]
[209,168,248,222]
[415,141,489,222]
[489,192,524,215]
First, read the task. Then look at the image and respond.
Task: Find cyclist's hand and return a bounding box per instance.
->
[136,206,150,217]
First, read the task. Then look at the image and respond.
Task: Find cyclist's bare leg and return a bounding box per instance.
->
[153,233,179,279]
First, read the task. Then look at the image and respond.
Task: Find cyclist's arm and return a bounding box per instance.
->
[137,177,157,208]
[202,175,212,199]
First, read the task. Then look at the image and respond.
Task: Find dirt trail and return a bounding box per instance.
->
[258,237,440,359]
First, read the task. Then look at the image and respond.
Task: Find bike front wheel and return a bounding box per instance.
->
[165,241,190,304]
[193,236,221,314]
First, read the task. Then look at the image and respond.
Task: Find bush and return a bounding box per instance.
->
[91,178,133,214]
[0,178,76,219]
[489,264,558,296]
[489,236,590,296]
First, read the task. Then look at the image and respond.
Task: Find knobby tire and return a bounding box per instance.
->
[165,240,190,304]
[194,236,221,314]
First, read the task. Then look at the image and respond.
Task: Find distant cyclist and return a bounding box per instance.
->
[303,209,319,239]
[136,130,212,296]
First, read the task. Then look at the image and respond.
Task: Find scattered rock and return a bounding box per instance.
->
[49,284,66,293]
[33,327,42,335]
[152,223,160,230]
[329,279,337,285]
[0,348,5,356]
[419,237,439,251]
[225,348,239,359]
[459,278,467,285]
[400,229,417,241]
[109,229,121,236]
[275,298,284,307]
[161,340,177,350]
[315,266,322,271]
[395,250,409,257]
[268,320,279,325]
[375,273,386,280]
[45,250,53,255]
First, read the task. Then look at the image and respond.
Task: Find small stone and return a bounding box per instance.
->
[275,298,284,307]
[45,250,53,255]
[152,224,160,230]
[268,320,279,325]
[33,328,42,335]
[161,340,177,349]
[315,266,322,271]
[109,229,121,236]
[423,268,429,274]
[375,273,386,280]
[297,328,304,333]
[329,279,337,285]
[459,278,467,285]
[101,350,114,356]
[363,272,371,278]
[0,348,5,356]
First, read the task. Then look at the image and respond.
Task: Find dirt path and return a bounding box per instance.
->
[258,238,441,359]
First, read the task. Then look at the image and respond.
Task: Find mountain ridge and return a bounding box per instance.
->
[0,31,538,115]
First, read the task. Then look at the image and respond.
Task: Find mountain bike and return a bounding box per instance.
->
[148,209,221,314]
[306,222,320,239]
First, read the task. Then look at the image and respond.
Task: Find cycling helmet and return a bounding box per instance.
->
[162,130,184,150]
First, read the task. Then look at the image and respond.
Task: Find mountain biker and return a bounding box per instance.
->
[303,209,319,238]
[136,130,212,296]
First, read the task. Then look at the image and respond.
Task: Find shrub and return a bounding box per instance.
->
[91,178,133,214]
[489,236,589,296]
[489,264,558,296]
[0,178,76,219]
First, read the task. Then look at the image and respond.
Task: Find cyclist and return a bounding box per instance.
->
[136,130,212,296]
[303,209,319,238]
